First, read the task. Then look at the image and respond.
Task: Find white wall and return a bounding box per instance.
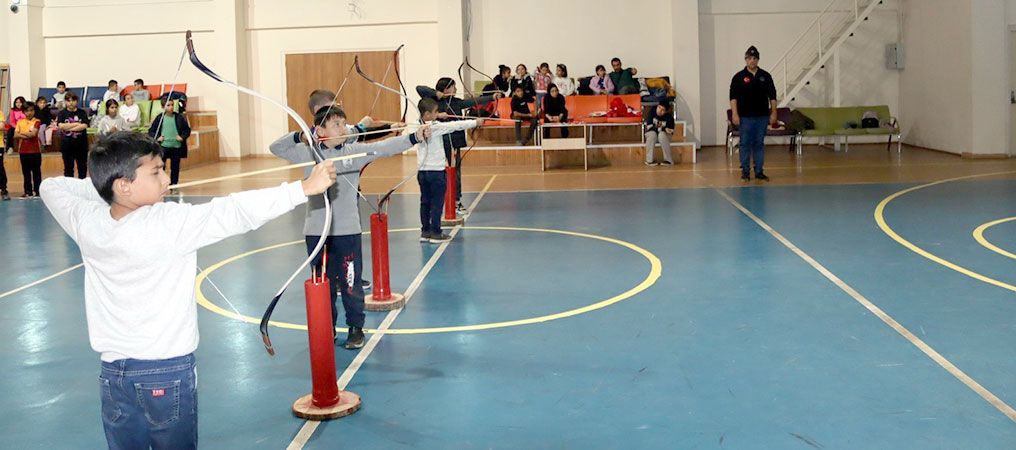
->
[467,0,676,90]
[0,7,10,65]
[699,0,902,146]
[899,0,973,153]
[970,0,1008,155]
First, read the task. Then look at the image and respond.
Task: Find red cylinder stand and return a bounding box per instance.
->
[291,276,361,420]
[442,166,465,226]
[365,213,405,311]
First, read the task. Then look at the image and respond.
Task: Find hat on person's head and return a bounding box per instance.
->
[745,46,760,58]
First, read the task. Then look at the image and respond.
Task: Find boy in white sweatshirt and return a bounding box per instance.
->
[415,97,483,243]
[40,131,336,449]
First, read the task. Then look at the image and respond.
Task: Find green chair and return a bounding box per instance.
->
[137,100,153,127]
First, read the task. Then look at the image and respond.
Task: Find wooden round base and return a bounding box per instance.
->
[292,390,361,421]
[364,292,406,311]
[441,217,465,226]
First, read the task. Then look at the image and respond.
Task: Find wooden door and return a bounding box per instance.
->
[285,51,403,133]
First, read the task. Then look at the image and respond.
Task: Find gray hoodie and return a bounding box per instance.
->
[269,131,419,236]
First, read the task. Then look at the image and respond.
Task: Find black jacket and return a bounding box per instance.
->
[148,113,192,157]
[416,85,497,149]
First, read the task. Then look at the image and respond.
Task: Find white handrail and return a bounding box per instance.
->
[771,0,840,71]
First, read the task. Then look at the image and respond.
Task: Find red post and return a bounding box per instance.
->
[304,278,339,407]
[369,213,392,301]
[443,166,457,220]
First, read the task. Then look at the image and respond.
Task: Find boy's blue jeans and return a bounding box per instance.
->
[99,353,198,450]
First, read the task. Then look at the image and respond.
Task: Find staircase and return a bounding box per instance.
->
[772,0,884,107]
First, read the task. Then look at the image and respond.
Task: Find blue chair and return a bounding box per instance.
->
[37,87,58,103]
[83,86,107,110]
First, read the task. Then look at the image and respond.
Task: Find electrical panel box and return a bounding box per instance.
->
[886,43,905,69]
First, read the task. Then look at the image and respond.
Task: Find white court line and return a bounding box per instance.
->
[0,263,84,301]
[287,175,497,450]
[709,185,1016,423]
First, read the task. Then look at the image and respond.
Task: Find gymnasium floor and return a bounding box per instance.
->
[2,144,1015,449]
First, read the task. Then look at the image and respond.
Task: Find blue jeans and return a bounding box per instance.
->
[417,170,447,234]
[738,116,768,175]
[305,234,365,329]
[99,353,198,450]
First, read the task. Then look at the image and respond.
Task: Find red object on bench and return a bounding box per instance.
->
[606,94,642,123]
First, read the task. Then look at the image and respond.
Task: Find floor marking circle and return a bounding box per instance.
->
[973,217,1016,261]
[874,171,1016,293]
[196,226,662,334]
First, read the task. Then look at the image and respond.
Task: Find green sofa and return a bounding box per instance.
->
[794,105,901,153]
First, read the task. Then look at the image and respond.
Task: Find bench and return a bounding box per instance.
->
[794,105,901,153]
[726,107,797,156]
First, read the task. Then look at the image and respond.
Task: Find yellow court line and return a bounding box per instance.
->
[0,263,84,300]
[973,217,1016,261]
[195,227,662,334]
[874,171,1016,293]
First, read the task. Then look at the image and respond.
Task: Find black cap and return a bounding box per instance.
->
[745,46,760,58]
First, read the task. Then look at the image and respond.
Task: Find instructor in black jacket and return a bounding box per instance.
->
[729,45,777,181]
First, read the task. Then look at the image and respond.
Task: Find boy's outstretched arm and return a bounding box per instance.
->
[171,161,337,254]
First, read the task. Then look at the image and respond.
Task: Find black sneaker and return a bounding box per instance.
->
[456,202,466,214]
[660,160,674,166]
[755,173,770,181]
[429,233,452,243]
[1,192,9,201]
[420,232,432,242]
[361,279,371,290]
[741,172,750,181]
[645,161,658,166]
[344,327,365,349]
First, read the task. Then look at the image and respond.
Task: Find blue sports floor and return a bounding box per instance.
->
[2,172,1015,449]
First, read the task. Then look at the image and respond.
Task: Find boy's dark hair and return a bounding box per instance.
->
[89,132,164,204]
[595,64,606,72]
[108,79,118,87]
[36,96,48,104]
[556,64,568,77]
[105,99,119,111]
[57,81,66,88]
[611,57,621,64]
[308,89,336,113]
[65,91,79,101]
[435,77,455,92]
[313,105,346,127]
[23,103,37,114]
[513,85,524,94]
[418,97,439,114]
[134,79,144,85]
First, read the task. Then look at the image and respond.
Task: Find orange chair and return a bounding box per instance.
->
[566,95,609,124]
[147,85,164,99]
[162,83,187,95]
[482,98,536,127]
[606,94,642,123]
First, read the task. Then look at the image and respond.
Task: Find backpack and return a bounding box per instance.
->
[861,110,880,128]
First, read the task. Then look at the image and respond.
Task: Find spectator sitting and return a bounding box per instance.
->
[510,64,536,102]
[131,79,151,102]
[511,85,538,146]
[553,64,578,96]
[542,84,569,139]
[589,65,614,95]
[97,100,129,136]
[491,64,511,97]
[53,81,68,109]
[120,94,141,129]
[644,102,676,166]
[103,80,121,103]
[35,97,55,147]
[609,57,639,95]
